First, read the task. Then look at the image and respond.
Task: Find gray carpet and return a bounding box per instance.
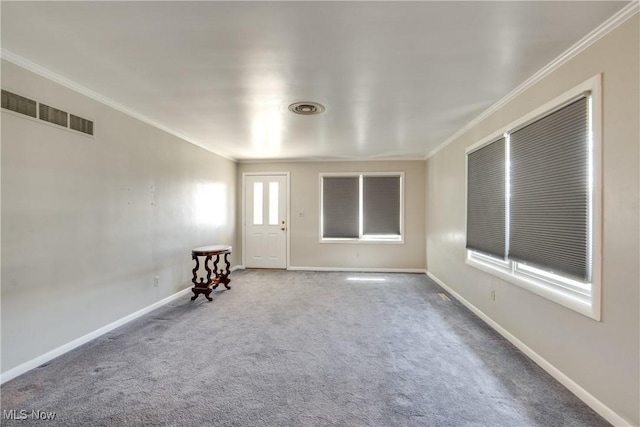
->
[1,270,609,426]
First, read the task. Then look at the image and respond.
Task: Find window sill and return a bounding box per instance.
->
[320,237,404,245]
[465,254,600,321]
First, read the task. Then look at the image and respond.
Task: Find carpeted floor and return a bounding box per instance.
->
[1,270,609,426]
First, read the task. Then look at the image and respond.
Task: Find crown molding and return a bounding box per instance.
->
[425,1,639,160]
[0,49,237,163]
[237,156,426,164]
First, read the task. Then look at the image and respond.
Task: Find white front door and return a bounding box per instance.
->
[245,174,287,269]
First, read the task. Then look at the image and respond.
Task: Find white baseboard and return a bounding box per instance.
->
[231,265,244,271]
[426,271,634,427]
[288,266,426,274]
[1,286,192,385]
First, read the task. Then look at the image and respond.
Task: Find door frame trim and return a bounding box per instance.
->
[242,172,291,269]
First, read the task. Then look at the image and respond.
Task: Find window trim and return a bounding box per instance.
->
[319,172,405,244]
[465,74,602,321]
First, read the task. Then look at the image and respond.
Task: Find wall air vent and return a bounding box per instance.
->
[1,89,37,118]
[70,114,94,136]
[2,88,94,137]
[39,103,68,127]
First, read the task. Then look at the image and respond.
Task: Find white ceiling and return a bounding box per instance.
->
[1,1,628,161]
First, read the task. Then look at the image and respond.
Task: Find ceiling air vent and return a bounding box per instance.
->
[288,101,325,115]
[70,114,94,136]
[1,89,37,118]
[39,103,68,127]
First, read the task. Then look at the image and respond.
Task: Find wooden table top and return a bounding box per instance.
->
[192,245,232,255]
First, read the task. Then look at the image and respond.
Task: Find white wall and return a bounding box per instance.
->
[425,16,639,425]
[1,60,238,374]
[239,161,425,271]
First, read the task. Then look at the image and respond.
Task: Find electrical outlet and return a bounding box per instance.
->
[154,276,159,287]
[490,290,496,301]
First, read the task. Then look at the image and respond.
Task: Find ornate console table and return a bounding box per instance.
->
[190,245,232,301]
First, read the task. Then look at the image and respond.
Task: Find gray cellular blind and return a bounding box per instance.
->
[322,177,359,238]
[363,176,400,235]
[466,138,506,258]
[509,97,589,281]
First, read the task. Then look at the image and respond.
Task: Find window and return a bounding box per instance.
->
[466,137,506,259]
[465,75,601,320]
[321,172,404,242]
[253,182,263,225]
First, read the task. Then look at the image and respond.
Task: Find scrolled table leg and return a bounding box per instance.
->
[220,253,231,290]
[190,254,214,301]
[205,255,213,286]
[191,254,200,286]
[191,255,200,300]
[211,254,221,289]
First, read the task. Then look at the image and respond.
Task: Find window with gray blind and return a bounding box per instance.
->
[509,97,589,281]
[465,76,601,320]
[322,177,359,238]
[466,137,506,259]
[321,173,403,240]
[363,176,401,235]
[466,96,591,281]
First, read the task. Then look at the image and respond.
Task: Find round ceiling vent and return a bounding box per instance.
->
[288,101,325,115]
